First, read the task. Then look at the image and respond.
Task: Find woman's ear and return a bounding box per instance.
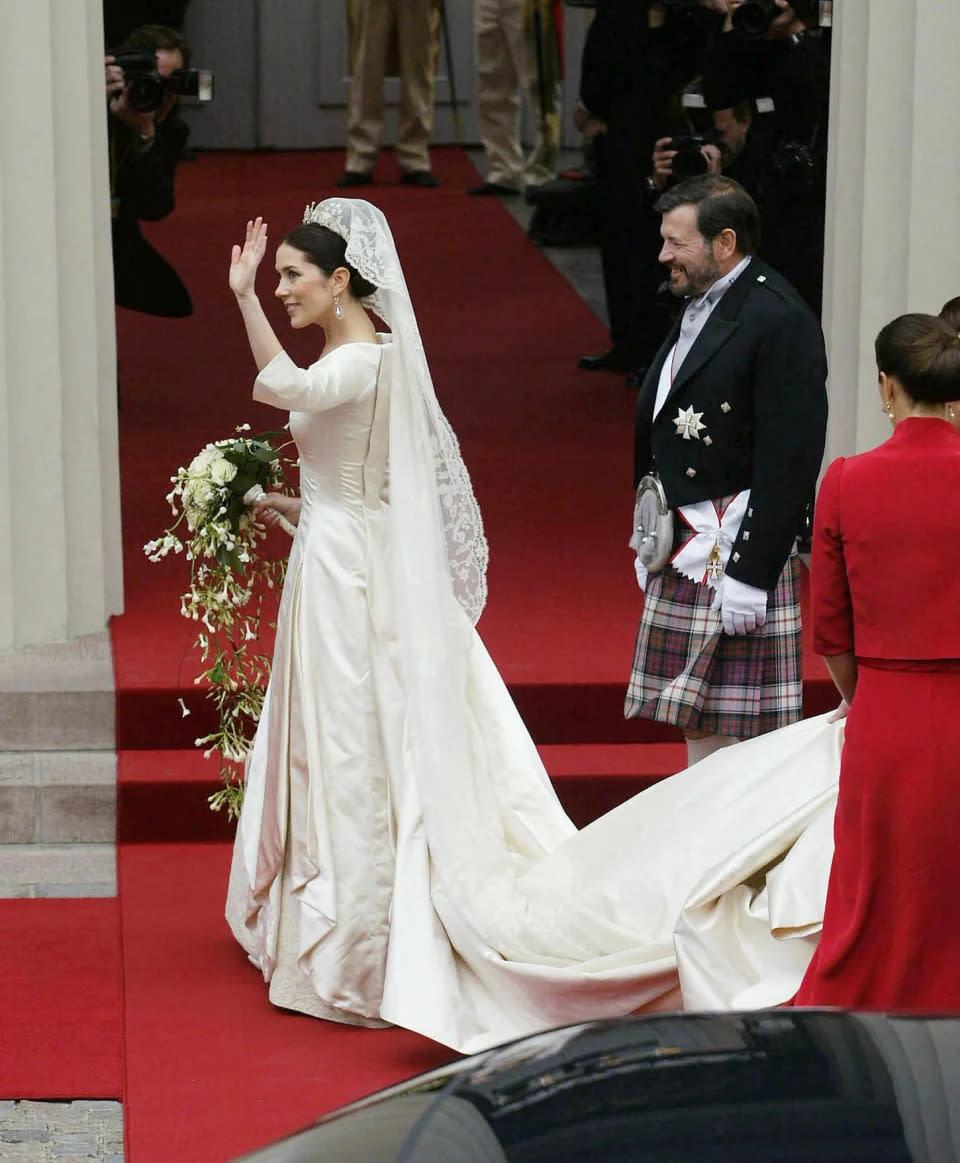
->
[877,370,900,413]
[877,370,889,403]
[330,266,352,296]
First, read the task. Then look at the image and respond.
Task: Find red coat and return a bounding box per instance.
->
[796,415,960,1010]
[812,417,960,660]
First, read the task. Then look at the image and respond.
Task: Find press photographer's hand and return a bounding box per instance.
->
[106,55,156,140]
[230,218,268,299]
[573,105,608,140]
[651,138,677,192]
[700,143,723,174]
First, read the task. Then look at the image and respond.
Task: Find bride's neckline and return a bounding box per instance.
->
[320,334,389,357]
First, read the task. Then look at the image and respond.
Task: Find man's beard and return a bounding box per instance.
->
[667,250,721,298]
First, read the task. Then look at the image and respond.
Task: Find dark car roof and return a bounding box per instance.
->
[237,1010,960,1162]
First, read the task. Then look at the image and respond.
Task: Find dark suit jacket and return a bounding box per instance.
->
[111,112,192,317]
[633,257,827,591]
[580,0,718,126]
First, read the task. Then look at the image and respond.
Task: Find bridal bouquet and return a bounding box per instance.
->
[144,426,294,818]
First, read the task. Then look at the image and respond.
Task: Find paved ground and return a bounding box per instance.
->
[0,1103,123,1163]
[488,146,608,329]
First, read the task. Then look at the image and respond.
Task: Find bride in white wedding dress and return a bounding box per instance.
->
[224,198,841,1056]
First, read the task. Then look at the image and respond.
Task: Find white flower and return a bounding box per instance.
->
[188,448,218,475]
[209,456,238,486]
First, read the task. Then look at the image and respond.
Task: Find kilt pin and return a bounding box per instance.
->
[627,256,827,739]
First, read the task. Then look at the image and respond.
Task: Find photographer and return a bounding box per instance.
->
[108,24,192,317]
[575,0,727,382]
[649,93,763,198]
[647,5,829,314]
[723,0,829,148]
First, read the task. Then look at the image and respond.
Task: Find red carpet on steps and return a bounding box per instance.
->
[119,843,453,1161]
[104,147,836,1159]
[116,744,687,842]
[110,146,832,754]
[0,899,123,1099]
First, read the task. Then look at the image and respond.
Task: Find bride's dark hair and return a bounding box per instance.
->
[282,223,377,299]
[875,313,960,404]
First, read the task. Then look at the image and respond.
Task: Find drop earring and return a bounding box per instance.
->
[334,295,344,320]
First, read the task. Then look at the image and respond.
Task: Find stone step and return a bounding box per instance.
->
[0,1100,123,1161]
[0,632,114,750]
[0,752,116,844]
[0,844,115,898]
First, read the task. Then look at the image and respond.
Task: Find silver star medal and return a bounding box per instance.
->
[674,405,707,441]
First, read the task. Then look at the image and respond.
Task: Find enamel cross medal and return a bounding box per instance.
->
[674,406,706,440]
[706,541,724,581]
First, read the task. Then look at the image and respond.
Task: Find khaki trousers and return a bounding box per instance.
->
[346,0,440,175]
[474,0,561,189]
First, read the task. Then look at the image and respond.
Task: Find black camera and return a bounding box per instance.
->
[108,47,213,113]
[665,133,720,184]
[732,0,820,37]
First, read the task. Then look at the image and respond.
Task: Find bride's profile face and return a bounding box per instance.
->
[274,243,336,329]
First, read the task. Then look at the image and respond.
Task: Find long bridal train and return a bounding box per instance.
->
[230,614,841,1055]
[382,704,841,1054]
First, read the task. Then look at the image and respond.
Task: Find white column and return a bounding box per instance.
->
[0,0,122,653]
[822,0,960,461]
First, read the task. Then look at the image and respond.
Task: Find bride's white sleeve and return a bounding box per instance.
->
[252,347,379,412]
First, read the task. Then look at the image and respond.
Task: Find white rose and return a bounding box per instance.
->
[188,448,218,475]
[187,480,214,509]
[209,456,238,485]
[184,482,216,528]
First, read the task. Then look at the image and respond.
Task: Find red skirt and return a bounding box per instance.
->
[795,660,960,1009]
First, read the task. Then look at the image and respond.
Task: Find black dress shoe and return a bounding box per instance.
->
[336,170,373,187]
[467,181,521,196]
[401,170,440,188]
[577,348,637,373]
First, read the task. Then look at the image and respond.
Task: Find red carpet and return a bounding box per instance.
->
[111,145,831,754]
[0,898,123,1099]
[112,146,646,749]
[116,743,687,842]
[119,843,453,1161]
[102,147,834,1158]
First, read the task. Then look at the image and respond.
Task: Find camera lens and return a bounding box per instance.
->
[126,73,165,113]
[731,0,777,37]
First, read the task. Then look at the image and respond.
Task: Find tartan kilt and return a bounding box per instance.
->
[624,553,802,739]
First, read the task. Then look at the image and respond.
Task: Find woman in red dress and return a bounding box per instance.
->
[795,313,960,1007]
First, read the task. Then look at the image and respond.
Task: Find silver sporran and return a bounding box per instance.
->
[631,474,674,573]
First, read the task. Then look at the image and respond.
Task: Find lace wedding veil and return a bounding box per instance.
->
[302,197,488,624]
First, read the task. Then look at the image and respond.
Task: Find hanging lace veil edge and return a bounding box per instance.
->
[303,198,489,625]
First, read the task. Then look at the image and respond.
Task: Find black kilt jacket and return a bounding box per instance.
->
[633,257,828,592]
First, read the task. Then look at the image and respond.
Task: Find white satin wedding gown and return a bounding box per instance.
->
[226,338,841,1055]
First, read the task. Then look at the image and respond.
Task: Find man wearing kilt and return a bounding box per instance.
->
[626,174,827,766]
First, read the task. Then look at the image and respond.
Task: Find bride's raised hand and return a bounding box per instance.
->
[229,217,268,298]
